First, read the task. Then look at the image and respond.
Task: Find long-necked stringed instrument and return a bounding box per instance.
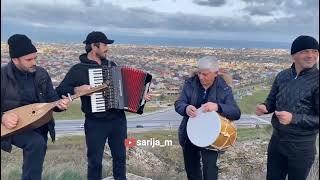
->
[1,84,108,137]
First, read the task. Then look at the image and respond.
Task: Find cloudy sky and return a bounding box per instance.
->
[1,0,319,44]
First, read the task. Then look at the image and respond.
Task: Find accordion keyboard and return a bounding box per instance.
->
[88,66,152,114]
[88,68,106,112]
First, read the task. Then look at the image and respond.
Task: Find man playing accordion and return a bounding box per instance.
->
[56,31,151,180]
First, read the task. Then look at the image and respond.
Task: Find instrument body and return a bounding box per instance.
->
[187,110,237,151]
[1,84,107,137]
[1,103,55,137]
[89,66,152,114]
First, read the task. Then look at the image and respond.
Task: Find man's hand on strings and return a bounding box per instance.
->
[2,112,19,129]
[56,95,71,110]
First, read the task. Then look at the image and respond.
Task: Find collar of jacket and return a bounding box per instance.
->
[189,75,221,105]
[6,61,46,84]
[290,63,318,77]
[6,61,19,82]
[7,61,36,80]
[79,53,109,65]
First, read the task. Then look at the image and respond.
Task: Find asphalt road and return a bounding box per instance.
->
[55,107,272,136]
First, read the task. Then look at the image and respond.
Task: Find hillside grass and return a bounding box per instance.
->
[1,128,269,180]
[2,127,318,180]
[236,87,270,114]
[53,99,84,120]
[53,99,165,120]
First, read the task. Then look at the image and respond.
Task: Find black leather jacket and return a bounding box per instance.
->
[1,62,59,152]
[264,63,319,141]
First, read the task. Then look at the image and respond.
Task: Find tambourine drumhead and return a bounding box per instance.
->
[187,110,221,147]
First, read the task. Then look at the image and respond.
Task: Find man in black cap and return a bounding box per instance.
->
[56,31,151,180]
[256,35,319,180]
[1,34,70,180]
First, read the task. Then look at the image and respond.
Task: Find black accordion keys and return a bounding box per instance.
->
[88,66,152,114]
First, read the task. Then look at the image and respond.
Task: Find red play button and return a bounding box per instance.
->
[125,138,137,148]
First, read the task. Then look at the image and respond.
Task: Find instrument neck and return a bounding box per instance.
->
[67,84,107,101]
[70,94,81,100]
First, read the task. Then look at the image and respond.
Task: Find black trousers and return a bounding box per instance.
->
[267,135,316,180]
[84,116,127,180]
[182,138,219,180]
[11,130,48,180]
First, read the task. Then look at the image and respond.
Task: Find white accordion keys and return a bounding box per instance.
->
[89,68,106,112]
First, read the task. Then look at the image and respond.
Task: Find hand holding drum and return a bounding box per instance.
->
[186,107,237,151]
[186,102,218,118]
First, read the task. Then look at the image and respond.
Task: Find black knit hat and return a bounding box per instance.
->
[291,35,319,55]
[8,34,37,58]
[83,31,114,44]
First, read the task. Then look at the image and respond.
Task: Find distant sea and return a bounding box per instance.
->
[1,34,290,49]
[113,36,290,49]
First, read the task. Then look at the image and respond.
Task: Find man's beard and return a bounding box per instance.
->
[28,65,36,72]
[98,53,106,60]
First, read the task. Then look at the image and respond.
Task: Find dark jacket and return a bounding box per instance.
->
[56,54,125,120]
[264,63,319,141]
[175,75,241,146]
[1,62,59,152]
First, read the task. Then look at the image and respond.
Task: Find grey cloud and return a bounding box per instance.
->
[239,0,318,40]
[240,0,318,18]
[193,0,226,7]
[80,0,95,7]
[245,8,272,16]
[243,5,276,16]
[241,0,284,16]
[1,0,318,41]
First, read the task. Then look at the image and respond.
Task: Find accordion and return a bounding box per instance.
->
[88,66,152,114]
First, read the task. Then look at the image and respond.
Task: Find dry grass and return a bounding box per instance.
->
[1,128,319,180]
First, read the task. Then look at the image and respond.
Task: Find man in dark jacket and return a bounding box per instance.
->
[56,31,151,180]
[1,34,70,180]
[175,56,241,180]
[256,35,319,180]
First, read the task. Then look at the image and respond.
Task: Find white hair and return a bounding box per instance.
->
[197,56,219,72]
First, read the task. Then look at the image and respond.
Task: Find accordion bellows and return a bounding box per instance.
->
[89,66,152,114]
